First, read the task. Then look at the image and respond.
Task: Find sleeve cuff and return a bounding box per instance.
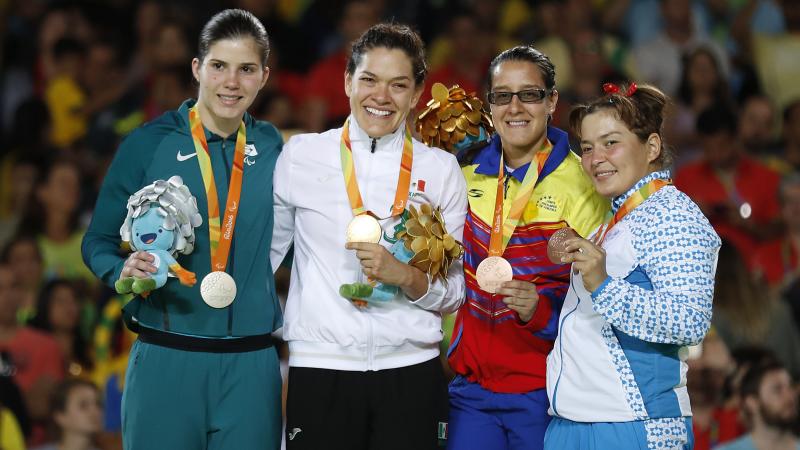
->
[407,273,442,309]
[590,276,613,299]
[514,289,552,330]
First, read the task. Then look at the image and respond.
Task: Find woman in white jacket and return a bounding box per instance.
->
[271,23,467,450]
[545,83,721,450]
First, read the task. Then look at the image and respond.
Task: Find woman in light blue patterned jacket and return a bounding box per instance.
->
[544,83,721,450]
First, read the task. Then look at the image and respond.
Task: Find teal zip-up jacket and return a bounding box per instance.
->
[82,99,283,337]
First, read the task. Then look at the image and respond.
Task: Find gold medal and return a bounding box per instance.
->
[346,215,382,244]
[200,271,237,308]
[476,256,513,294]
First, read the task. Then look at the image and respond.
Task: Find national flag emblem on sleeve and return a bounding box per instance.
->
[417,180,426,192]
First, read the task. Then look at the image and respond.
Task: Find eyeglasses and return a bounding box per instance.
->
[487,88,550,105]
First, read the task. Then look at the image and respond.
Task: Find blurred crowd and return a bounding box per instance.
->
[0,0,799,449]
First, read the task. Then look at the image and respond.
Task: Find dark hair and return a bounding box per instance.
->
[198,9,269,67]
[18,157,83,237]
[0,234,42,265]
[740,359,787,400]
[29,280,92,370]
[784,98,800,123]
[347,23,427,86]
[52,37,87,61]
[696,104,737,136]
[487,45,556,91]
[48,378,100,439]
[569,83,673,169]
[676,46,730,108]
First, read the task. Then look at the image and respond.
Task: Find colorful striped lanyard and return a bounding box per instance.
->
[340,117,413,217]
[188,105,246,271]
[594,178,671,245]
[487,141,552,257]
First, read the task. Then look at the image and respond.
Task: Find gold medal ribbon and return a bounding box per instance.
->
[188,105,246,271]
[340,117,413,218]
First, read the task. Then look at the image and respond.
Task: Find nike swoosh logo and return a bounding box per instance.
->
[177,151,197,161]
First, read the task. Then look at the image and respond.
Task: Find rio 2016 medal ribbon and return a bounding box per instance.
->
[200,270,237,309]
[476,140,553,294]
[346,214,382,244]
[593,178,672,245]
[189,105,246,308]
[340,117,413,235]
[547,227,579,264]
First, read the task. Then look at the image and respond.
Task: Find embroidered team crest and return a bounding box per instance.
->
[244,144,258,166]
[536,195,559,212]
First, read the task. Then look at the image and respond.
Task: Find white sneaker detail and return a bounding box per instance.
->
[288,428,302,440]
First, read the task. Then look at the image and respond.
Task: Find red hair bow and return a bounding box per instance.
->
[603,82,637,97]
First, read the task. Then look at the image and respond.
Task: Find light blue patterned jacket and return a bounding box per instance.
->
[546,170,721,425]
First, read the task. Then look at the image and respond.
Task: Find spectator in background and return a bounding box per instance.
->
[631,0,729,97]
[418,10,491,106]
[675,105,781,265]
[143,63,195,122]
[301,0,380,132]
[44,37,88,150]
[31,378,102,450]
[0,264,64,447]
[0,350,32,441]
[768,99,800,173]
[0,146,44,250]
[716,360,799,450]
[753,0,800,113]
[1,235,45,323]
[689,331,746,450]
[29,280,92,378]
[713,242,800,380]
[19,159,95,294]
[668,46,734,163]
[554,27,628,134]
[754,173,800,290]
[738,95,779,160]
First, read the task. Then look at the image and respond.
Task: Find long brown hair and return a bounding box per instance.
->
[713,242,773,341]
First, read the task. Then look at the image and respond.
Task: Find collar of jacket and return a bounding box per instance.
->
[345,114,406,153]
[472,125,571,183]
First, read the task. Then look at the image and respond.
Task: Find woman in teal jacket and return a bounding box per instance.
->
[81,9,283,450]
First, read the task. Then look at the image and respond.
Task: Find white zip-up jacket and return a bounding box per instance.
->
[546,170,721,423]
[271,117,467,371]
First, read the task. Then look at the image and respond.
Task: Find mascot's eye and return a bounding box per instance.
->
[135,233,139,236]
[158,229,163,233]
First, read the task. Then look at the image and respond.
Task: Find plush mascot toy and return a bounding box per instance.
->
[115,176,203,296]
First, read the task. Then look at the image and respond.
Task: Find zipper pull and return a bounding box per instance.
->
[503,173,511,199]
[371,138,377,153]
